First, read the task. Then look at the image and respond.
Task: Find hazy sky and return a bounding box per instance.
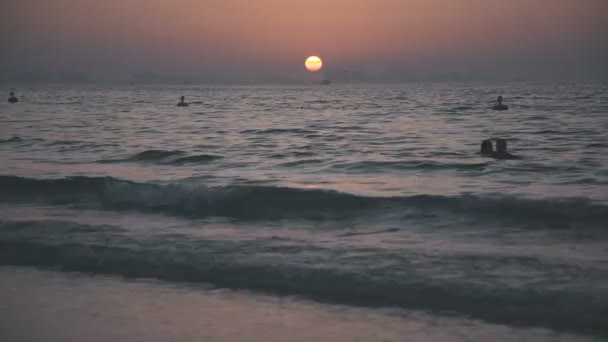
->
[1,0,606,82]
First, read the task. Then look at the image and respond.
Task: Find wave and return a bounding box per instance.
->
[44,139,116,147]
[338,227,400,237]
[0,175,377,219]
[278,159,325,167]
[31,101,82,105]
[0,224,605,337]
[534,129,563,134]
[98,149,222,165]
[446,105,473,112]
[0,220,126,235]
[171,154,223,164]
[0,136,23,144]
[560,177,608,185]
[305,99,340,104]
[586,142,608,148]
[1,175,607,225]
[331,160,490,172]
[240,128,316,135]
[270,152,316,159]
[125,149,185,160]
[0,136,112,148]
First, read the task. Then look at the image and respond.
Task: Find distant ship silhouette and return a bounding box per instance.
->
[320,79,331,85]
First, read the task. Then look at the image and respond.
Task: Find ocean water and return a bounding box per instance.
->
[1,83,607,341]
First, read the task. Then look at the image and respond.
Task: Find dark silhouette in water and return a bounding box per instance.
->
[8,91,18,103]
[480,138,518,159]
[177,95,189,107]
[493,138,516,159]
[492,96,508,110]
[480,139,494,156]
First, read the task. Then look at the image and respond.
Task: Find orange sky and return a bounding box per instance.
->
[1,0,606,81]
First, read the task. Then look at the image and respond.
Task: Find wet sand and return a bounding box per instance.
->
[0,267,597,342]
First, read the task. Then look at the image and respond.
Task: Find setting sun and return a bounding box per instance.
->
[305,56,323,72]
[2,2,606,341]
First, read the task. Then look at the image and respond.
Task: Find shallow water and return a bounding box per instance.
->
[1,83,607,340]
[0,267,598,342]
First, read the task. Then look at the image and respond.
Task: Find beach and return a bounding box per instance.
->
[1,267,600,342]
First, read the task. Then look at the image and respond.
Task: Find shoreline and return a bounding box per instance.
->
[0,267,598,342]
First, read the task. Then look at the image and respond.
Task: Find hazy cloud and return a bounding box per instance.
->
[1,0,606,82]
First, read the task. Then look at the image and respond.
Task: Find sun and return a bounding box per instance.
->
[305,56,323,72]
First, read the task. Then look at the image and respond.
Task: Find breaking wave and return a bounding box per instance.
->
[97,150,222,165]
[0,222,605,337]
[0,175,607,225]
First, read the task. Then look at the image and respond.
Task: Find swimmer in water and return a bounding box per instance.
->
[177,95,189,107]
[492,96,508,110]
[8,91,18,103]
[492,138,516,159]
[480,139,494,156]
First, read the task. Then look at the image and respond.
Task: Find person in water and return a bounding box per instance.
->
[480,138,517,159]
[177,95,189,107]
[493,138,515,159]
[8,91,18,103]
[480,139,494,156]
[492,96,508,110]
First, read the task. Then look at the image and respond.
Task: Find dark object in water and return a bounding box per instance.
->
[480,139,493,156]
[492,138,516,159]
[177,95,189,107]
[492,95,508,110]
[480,138,518,159]
[320,80,332,85]
[492,151,516,159]
[8,91,18,103]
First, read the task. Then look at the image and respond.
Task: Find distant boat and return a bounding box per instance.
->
[320,79,332,85]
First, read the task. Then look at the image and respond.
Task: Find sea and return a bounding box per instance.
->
[1,82,607,342]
